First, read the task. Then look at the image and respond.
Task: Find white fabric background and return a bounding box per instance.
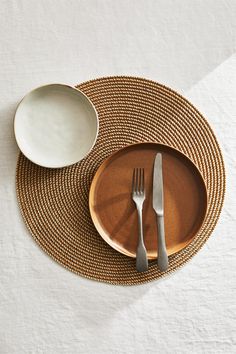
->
[0,1,236,353]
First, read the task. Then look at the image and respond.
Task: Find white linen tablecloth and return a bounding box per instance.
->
[0,1,235,353]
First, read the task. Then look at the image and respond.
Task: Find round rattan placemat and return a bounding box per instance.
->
[16,76,225,285]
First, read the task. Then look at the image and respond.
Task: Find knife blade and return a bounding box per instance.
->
[153,153,169,271]
[153,153,164,216]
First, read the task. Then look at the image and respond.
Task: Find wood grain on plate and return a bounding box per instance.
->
[89,143,208,259]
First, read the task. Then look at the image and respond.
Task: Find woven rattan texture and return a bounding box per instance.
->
[16,77,225,285]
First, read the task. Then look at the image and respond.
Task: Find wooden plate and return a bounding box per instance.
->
[89,143,208,259]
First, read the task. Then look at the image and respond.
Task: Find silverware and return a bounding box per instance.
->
[132,168,148,272]
[153,153,169,271]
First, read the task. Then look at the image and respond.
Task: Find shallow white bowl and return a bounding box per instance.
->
[14,84,99,168]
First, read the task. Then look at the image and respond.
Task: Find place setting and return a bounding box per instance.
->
[14,77,225,285]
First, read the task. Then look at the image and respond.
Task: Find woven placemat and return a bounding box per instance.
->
[16,76,225,285]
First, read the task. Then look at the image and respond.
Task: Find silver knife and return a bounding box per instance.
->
[153,153,169,271]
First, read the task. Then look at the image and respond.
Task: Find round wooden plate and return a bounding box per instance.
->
[89,142,208,259]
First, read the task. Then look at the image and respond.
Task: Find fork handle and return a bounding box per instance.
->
[136,207,148,272]
[157,215,168,271]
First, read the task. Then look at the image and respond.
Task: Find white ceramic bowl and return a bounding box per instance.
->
[14,84,99,168]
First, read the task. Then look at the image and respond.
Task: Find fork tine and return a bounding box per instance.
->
[135,168,138,193]
[140,168,144,193]
[132,168,137,193]
[139,168,141,193]
[136,168,139,193]
[137,168,141,193]
[132,168,135,193]
[133,168,145,194]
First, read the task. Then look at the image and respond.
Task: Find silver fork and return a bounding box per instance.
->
[132,168,148,272]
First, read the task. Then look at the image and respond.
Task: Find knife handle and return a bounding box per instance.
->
[136,207,148,272]
[157,215,169,271]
